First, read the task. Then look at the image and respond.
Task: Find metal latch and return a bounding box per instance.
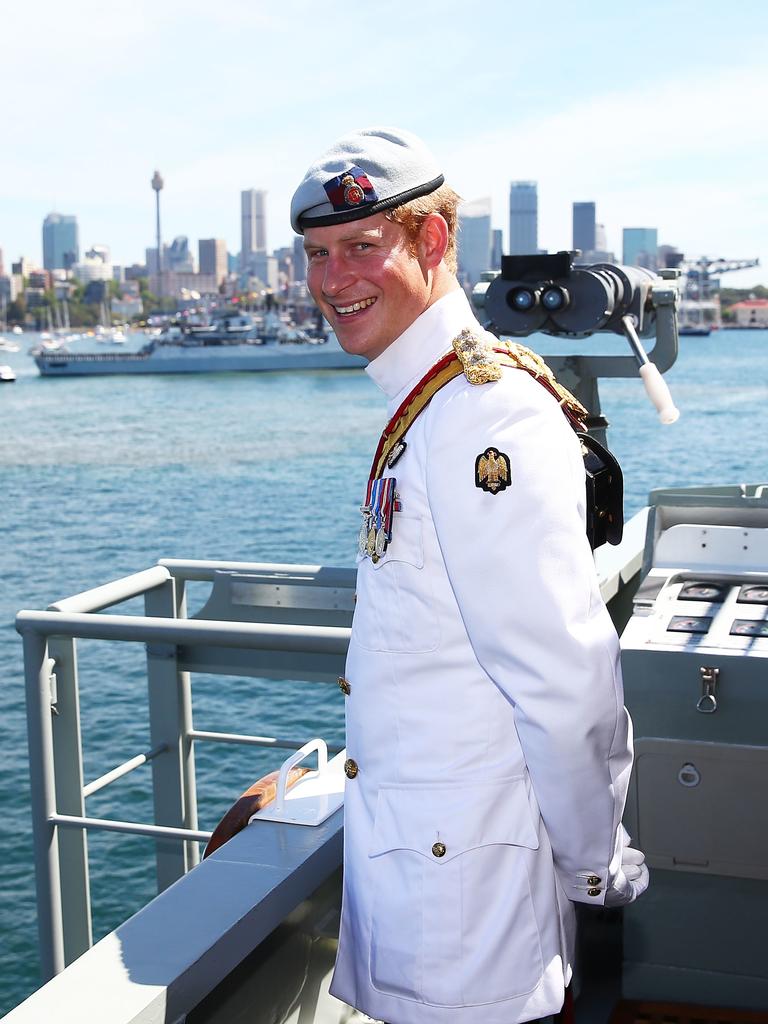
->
[697,666,719,713]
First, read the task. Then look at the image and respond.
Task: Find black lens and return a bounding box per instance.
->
[509,287,538,311]
[541,285,568,311]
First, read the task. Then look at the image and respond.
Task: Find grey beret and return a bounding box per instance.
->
[290,126,444,234]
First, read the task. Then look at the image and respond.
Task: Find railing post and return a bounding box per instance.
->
[144,578,198,891]
[175,581,200,870]
[22,629,65,980]
[48,636,93,963]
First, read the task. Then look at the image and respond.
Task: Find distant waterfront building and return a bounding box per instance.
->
[509,181,538,255]
[0,247,4,276]
[595,223,607,252]
[623,227,658,270]
[74,247,112,284]
[731,299,768,328]
[198,239,227,284]
[42,213,79,271]
[458,197,492,289]
[241,189,267,270]
[572,202,596,255]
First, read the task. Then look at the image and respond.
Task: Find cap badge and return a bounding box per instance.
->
[324,166,378,212]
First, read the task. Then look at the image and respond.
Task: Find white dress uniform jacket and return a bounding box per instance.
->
[329,289,635,1024]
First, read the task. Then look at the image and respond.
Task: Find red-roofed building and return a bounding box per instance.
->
[731,298,768,327]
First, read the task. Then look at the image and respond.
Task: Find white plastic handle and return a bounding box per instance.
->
[639,362,680,424]
[274,739,327,812]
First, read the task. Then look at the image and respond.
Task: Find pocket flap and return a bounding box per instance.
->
[370,778,539,862]
[371,515,424,570]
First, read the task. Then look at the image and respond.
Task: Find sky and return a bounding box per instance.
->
[2,0,767,287]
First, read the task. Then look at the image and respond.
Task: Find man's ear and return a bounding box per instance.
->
[418,212,449,270]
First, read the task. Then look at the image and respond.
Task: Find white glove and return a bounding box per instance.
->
[604,844,649,907]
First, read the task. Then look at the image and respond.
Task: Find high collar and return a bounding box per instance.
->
[365,289,480,414]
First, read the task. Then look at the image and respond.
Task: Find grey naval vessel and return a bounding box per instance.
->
[10,257,768,1024]
[33,313,367,376]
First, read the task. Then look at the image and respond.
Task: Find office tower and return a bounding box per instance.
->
[491,229,503,271]
[42,213,79,270]
[458,198,492,289]
[572,202,596,255]
[293,235,307,282]
[0,247,4,275]
[509,181,537,255]
[166,236,195,273]
[595,223,607,252]
[249,251,278,290]
[241,189,267,270]
[623,227,658,270]
[199,239,228,284]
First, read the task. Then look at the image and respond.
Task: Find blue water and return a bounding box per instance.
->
[1,328,767,1015]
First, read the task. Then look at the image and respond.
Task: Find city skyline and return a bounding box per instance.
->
[2,1,766,288]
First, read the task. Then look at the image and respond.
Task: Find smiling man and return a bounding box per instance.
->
[290,128,647,1024]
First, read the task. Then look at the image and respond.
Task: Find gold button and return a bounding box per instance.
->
[344,758,358,779]
[588,887,601,897]
[371,554,380,564]
[432,842,446,858]
[587,875,601,886]
[338,676,351,696]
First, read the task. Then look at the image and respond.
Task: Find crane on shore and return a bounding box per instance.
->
[668,255,760,332]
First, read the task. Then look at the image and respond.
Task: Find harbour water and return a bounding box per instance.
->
[1,328,767,1015]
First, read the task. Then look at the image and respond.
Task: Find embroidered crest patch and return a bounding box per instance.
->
[323,166,378,212]
[475,447,511,494]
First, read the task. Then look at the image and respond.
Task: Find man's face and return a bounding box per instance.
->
[304,213,430,361]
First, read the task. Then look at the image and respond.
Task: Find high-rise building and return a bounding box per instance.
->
[491,229,503,271]
[166,236,195,273]
[458,198,492,289]
[241,189,267,270]
[572,202,596,255]
[509,181,538,255]
[293,235,307,283]
[623,227,658,270]
[198,239,227,284]
[249,251,278,291]
[42,212,79,270]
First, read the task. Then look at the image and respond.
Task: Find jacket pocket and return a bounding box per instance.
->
[368,779,543,1006]
[352,515,440,653]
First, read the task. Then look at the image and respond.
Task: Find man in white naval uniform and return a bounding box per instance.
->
[291,128,648,1024]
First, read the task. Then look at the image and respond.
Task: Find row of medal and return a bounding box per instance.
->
[359,477,399,561]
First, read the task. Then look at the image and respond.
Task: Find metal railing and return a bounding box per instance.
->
[16,560,355,982]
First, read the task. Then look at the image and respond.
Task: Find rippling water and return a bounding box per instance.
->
[1,328,767,1014]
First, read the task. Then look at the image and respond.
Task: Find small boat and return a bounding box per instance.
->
[0,364,17,382]
[0,337,21,353]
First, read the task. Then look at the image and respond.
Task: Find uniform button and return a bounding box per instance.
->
[344,758,358,779]
[587,875,601,886]
[587,887,601,897]
[432,842,446,858]
[371,554,380,564]
[338,676,351,696]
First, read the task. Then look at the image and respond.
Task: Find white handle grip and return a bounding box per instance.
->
[274,739,327,812]
[639,362,680,424]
